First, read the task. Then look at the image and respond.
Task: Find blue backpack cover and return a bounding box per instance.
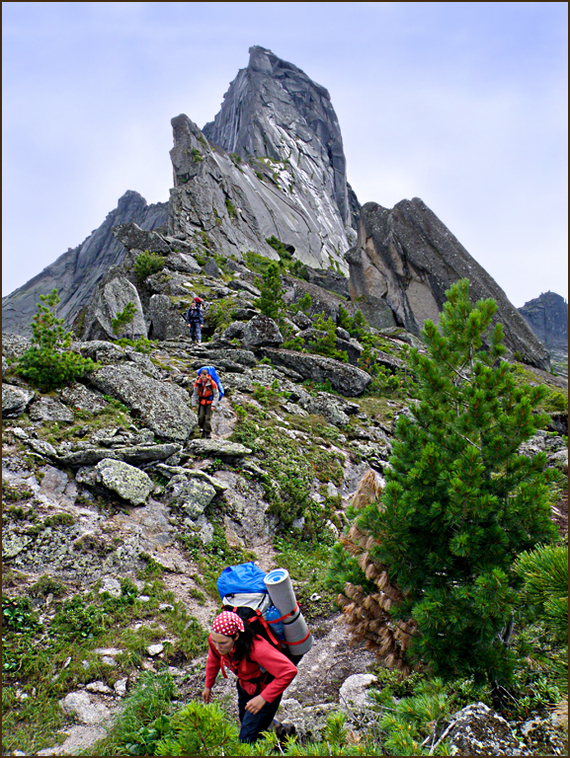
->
[217,562,267,600]
[197,366,224,400]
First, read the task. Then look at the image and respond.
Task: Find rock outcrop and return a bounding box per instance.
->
[2,191,168,336]
[518,291,568,351]
[347,199,552,370]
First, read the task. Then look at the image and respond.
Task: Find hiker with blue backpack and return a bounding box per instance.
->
[186,296,204,343]
[202,610,297,743]
[191,367,221,438]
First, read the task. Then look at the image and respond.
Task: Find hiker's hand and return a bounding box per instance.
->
[245,695,266,714]
[202,687,212,703]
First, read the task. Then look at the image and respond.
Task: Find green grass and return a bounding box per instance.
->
[2,577,207,755]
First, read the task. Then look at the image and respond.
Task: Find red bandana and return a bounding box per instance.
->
[212,611,244,636]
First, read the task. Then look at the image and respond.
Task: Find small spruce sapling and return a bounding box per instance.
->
[253,262,286,320]
[17,288,98,391]
[355,279,558,683]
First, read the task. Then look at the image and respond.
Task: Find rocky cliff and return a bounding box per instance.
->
[2,46,555,376]
[347,199,552,371]
[2,192,168,336]
[518,292,568,351]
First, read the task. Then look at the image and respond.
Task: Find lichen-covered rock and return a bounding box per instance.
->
[520,714,568,756]
[28,396,75,423]
[165,474,217,520]
[88,363,197,442]
[92,458,153,506]
[338,673,378,710]
[241,314,284,349]
[262,347,371,397]
[185,439,252,458]
[148,294,188,340]
[434,702,525,755]
[164,250,201,274]
[2,384,35,418]
[78,275,147,341]
[59,383,108,414]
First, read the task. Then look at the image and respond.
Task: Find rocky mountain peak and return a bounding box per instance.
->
[202,46,358,230]
[518,292,568,351]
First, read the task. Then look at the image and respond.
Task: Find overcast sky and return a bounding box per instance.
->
[3,2,567,307]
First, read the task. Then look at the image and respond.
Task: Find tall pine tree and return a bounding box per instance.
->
[353,279,557,682]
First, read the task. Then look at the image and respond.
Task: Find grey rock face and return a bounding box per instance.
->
[204,46,357,231]
[262,348,371,396]
[168,48,358,275]
[88,363,197,442]
[92,458,153,506]
[28,397,75,423]
[518,291,568,351]
[348,198,551,370]
[165,475,217,520]
[2,384,35,418]
[2,191,168,335]
[59,383,108,414]
[148,294,188,341]
[78,276,147,342]
[241,314,284,349]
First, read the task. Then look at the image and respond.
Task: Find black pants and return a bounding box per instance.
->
[237,682,281,743]
[197,403,213,434]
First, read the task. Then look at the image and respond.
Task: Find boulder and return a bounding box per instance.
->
[91,458,153,506]
[184,439,252,458]
[59,383,108,414]
[2,384,35,418]
[57,442,181,468]
[348,199,551,371]
[148,294,188,340]
[164,474,217,520]
[338,673,378,710]
[261,348,372,397]
[28,396,75,423]
[241,314,284,349]
[228,279,261,298]
[88,363,197,442]
[201,258,222,278]
[164,250,201,274]
[433,702,525,755]
[78,275,147,341]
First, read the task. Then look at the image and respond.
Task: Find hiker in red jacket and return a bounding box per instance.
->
[202,611,297,743]
[191,368,219,438]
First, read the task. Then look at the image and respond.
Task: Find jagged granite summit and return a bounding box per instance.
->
[518,292,568,352]
[347,199,551,370]
[168,45,359,273]
[2,192,167,335]
[203,45,359,232]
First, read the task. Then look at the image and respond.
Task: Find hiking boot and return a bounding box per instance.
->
[202,430,211,438]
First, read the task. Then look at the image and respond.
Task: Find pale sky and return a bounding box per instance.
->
[3,2,568,307]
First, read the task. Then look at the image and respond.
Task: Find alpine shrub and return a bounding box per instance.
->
[355,279,558,683]
[17,289,98,391]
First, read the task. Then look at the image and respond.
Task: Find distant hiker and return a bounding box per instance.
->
[186,297,204,343]
[192,367,219,438]
[202,611,297,744]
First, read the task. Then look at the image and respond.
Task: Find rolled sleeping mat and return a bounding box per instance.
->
[264,568,313,656]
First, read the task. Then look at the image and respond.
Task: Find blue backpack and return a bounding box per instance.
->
[197,366,224,400]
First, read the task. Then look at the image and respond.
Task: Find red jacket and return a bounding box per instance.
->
[205,634,297,703]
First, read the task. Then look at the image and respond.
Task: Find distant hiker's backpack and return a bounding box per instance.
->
[197,366,224,400]
[217,562,312,665]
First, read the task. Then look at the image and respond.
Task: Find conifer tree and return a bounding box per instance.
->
[254,261,286,320]
[354,279,558,682]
